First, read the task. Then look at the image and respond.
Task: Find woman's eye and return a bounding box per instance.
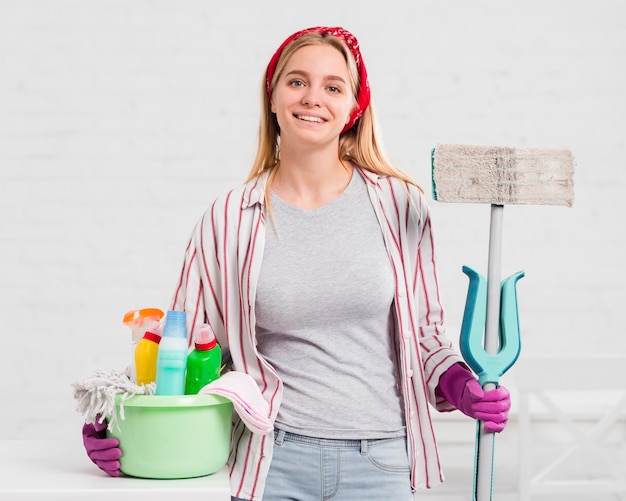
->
[328,86,340,93]
[289,80,304,87]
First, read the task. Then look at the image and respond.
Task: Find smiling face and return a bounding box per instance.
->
[270,44,355,149]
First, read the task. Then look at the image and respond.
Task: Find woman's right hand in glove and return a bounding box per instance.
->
[82,417,122,476]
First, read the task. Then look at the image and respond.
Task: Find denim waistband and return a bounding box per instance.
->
[273,428,405,452]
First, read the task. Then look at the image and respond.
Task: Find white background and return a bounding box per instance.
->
[1,0,624,444]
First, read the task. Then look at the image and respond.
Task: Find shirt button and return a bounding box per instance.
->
[407,369,414,378]
[404,330,412,339]
[397,290,406,298]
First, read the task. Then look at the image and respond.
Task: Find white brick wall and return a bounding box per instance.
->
[1,0,624,440]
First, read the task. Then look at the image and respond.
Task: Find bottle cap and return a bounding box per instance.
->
[123,308,164,325]
[194,324,217,351]
[151,320,164,337]
[162,310,187,338]
[123,308,165,342]
[143,331,161,344]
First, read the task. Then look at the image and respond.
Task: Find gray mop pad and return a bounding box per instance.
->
[432,144,575,206]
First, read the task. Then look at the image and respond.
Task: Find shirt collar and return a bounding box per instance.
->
[241,172,269,209]
[355,165,386,185]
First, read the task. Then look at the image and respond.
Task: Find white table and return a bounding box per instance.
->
[0,439,231,500]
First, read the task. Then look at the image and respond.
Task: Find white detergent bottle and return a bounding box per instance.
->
[155,310,188,395]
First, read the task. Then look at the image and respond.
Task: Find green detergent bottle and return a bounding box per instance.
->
[185,324,221,395]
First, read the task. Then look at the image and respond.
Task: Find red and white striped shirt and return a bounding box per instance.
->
[170,166,464,500]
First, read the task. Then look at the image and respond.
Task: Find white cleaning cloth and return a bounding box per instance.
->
[199,371,273,435]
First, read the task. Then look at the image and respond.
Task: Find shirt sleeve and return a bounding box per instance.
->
[169,202,228,352]
[409,185,465,411]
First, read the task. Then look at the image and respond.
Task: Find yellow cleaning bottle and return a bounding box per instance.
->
[134,330,162,386]
[123,308,164,383]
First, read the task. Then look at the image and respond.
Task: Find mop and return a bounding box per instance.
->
[72,369,155,432]
[431,144,575,501]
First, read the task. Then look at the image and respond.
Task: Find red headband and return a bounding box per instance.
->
[266,26,370,135]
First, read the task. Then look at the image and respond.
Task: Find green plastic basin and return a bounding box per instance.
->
[106,393,232,479]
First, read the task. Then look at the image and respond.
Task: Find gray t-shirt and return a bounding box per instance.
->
[255,170,406,439]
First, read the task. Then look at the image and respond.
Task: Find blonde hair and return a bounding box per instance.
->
[246,31,422,198]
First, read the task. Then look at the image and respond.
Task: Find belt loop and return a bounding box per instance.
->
[360,439,368,456]
[275,429,286,446]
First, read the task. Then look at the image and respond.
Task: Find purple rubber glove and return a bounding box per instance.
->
[436,363,511,433]
[82,416,122,476]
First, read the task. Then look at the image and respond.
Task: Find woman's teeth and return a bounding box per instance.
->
[296,115,323,123]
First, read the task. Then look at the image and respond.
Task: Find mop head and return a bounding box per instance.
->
[431,144,575,206]
[72,369,155,432]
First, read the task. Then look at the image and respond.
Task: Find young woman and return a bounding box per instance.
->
[83,26,510,501]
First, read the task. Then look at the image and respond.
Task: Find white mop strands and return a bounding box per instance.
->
[72,369,155,432]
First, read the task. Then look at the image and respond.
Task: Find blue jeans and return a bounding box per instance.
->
[233,429,412,501]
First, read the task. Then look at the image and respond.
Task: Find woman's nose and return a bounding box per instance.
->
[301,87,322,106]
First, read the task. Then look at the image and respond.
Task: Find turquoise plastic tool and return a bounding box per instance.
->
[459,266,525,386]
[459,265,524,501]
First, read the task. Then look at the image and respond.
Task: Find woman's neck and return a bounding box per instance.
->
[272,146,353,210]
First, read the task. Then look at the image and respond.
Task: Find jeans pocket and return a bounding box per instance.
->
[366,437,410,473]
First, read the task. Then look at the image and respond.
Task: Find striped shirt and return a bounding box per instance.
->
[170,166,464,500]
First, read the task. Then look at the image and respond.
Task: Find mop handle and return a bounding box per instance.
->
[461,263,524,501]
[474,204,503,501]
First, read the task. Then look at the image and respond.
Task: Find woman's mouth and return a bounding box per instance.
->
[295,114,325,123]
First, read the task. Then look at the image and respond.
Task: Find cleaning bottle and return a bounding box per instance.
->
[185,324,222,395]
[123,308,164,384]
[155,310,188,395]
[134,327,162,386]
